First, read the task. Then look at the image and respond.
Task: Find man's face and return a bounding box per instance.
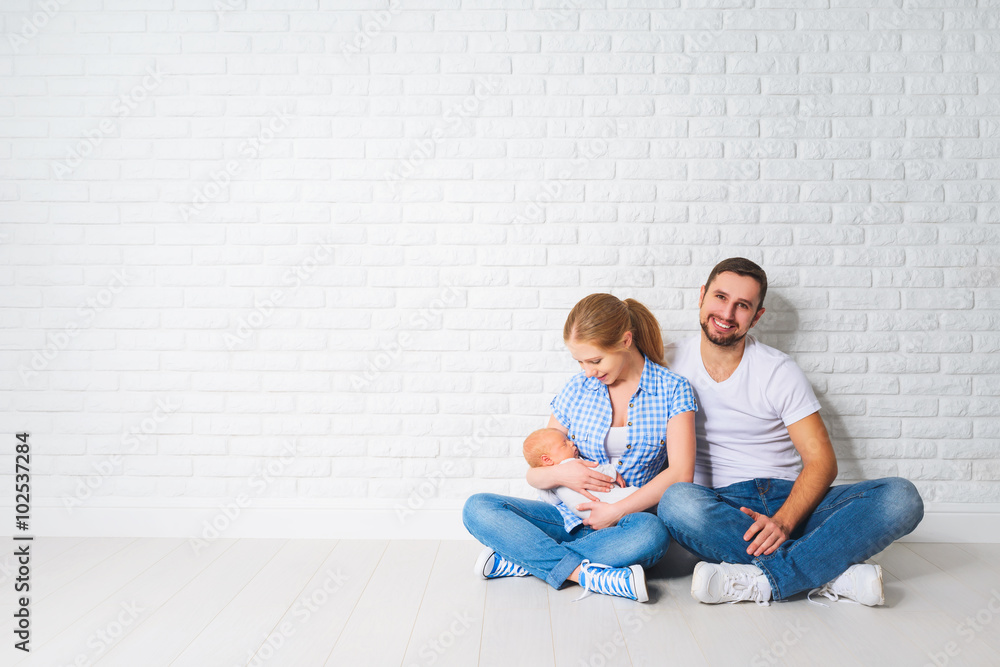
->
[698,271,765,347]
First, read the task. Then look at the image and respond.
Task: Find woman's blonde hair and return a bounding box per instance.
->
[563,294,665,366]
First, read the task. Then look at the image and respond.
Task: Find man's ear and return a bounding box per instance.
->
[750,307,765,328]
[698,285,706,307]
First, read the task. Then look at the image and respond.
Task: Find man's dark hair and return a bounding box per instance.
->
[704,257,768,311]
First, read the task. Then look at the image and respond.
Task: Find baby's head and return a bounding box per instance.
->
[523,428,579,468]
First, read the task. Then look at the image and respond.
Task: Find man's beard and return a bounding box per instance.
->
[700,317,747,348]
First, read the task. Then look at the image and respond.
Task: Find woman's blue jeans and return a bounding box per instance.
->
[462,493,670,590]
[657,477,924,600]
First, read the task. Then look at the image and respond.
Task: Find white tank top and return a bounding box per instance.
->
[604,426,628,469]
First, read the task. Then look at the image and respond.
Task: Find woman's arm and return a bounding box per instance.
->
[525,414,616,499]
[579,410,696,529]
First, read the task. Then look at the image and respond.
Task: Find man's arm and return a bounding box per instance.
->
[742,411,838,557]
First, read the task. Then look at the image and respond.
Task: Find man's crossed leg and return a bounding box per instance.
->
[658,477,924,606]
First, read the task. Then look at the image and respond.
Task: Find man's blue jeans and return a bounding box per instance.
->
[463,493,670,590]
[657,477,924,600]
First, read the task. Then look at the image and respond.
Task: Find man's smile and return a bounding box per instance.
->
[711,317,735,331]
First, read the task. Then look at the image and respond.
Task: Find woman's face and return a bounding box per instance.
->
[565,334,632,386]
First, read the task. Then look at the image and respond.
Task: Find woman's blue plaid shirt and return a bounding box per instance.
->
[548,356,697,532]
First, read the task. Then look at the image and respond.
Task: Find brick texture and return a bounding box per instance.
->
[2,1,998,513]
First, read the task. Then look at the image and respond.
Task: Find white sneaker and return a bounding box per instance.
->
[808,563,884,607]
[690,562,772,606]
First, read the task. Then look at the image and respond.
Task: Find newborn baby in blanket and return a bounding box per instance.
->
[523,428,638,520]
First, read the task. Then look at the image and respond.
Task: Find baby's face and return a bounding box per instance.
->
[546,435,579,464]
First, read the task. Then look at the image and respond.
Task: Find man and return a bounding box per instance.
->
[659,257,924,605]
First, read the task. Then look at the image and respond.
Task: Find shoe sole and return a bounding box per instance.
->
[871,563,885,606]
[473,548,493,579]
[631,565,649,603]
[690,561,712,603]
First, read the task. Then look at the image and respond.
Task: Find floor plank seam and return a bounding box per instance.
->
[91,539,241,666]
[320,540,390,666]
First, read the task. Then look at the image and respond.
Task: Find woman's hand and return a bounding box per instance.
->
[556,459,616,501]
[579,501,626,530]
[574,411,698,521]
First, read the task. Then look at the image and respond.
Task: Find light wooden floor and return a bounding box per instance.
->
[2,538,999,666]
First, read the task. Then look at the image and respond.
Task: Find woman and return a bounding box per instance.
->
[463,294,697,602]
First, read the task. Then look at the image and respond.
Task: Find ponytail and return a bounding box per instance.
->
[564,294,666,366]
[623,298,665,366]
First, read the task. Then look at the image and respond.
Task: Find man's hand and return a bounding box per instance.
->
[740,507,791,557]
[579,501,625,530]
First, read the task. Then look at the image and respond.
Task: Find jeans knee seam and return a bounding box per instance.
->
[813,491,868,514]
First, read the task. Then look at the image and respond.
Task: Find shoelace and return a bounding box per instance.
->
[723,572,770,607]
[807,581,859,607]
[573,560,632,602]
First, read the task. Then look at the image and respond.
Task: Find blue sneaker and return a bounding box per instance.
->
[475,547,529,579]
[575,560,648,603]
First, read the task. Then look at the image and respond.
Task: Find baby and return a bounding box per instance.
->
[523,428,638,519]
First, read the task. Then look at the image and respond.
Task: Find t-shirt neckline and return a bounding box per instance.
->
[699,335,754,387]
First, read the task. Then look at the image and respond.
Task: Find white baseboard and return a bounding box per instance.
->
[10,500,1000,543]
[895,504,1000,544]
[24,499,476,541]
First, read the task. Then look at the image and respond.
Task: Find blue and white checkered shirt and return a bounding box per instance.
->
[548,356,697,532]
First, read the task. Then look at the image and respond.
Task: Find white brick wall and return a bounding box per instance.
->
[2,1,999,537]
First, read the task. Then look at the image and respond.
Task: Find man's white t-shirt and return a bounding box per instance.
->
[665,334,822,489]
